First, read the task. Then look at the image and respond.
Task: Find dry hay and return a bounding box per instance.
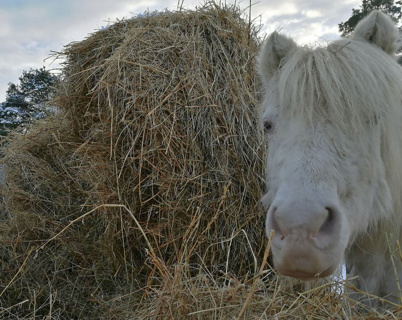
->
[1,2,401,319]
[0,3,265,319]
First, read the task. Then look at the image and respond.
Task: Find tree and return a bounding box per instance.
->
[4,83,29,109]
[4,67,59,109]
[339,0,402,37]
[1,67,60,136]
[18,67,59,105]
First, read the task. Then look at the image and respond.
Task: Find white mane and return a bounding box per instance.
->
[277,40,401,133]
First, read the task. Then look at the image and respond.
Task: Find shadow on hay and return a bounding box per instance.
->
[0,3,266,318]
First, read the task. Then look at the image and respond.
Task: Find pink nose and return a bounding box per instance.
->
[270,205,337,244]
[266,201,341,279]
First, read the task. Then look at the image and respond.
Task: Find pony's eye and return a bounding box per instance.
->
[264,120,274,133]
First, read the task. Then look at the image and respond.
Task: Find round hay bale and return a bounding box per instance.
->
[0,3,265,318]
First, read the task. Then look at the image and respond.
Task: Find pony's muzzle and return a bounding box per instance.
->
[266,201,342,279]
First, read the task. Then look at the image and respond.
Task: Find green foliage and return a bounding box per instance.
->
[1,67,60,136]
[339,0,402,37]
[5,82,29,109]
[5,67,59,108]
[18,67,59,105]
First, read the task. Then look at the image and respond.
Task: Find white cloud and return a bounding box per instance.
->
[302,9,322,19]
[253,0,361,45]
[261,2,299,18]
[0,0,362,101]
[0,0,169,101]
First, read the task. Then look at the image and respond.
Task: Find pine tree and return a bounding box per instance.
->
[1,67,59,136]
[18,67,59,105]
[339,0,402,37]
[4,83,29,109]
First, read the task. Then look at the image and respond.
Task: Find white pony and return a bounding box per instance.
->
[258,11,402,305]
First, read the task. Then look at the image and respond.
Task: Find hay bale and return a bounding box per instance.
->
[0,3,266,318]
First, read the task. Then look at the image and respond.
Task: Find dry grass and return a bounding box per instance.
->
[0,2,401,319]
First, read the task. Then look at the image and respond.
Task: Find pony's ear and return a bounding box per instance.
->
[257,32,297,85]
[351,10,399,55]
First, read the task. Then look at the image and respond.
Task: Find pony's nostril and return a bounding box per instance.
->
[318,207,336,235]
[269,207,287,240]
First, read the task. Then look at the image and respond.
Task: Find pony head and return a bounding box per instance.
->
[258,10,402,287]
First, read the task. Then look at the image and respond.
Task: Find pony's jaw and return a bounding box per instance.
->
[275,262,336,280]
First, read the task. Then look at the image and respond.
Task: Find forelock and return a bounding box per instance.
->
[276,39,402,134]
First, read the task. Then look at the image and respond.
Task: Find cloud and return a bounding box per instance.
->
[253,0,360,45]
[0,0,165,101]
[0,0,361,101]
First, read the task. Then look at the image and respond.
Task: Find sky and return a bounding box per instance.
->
[0,0,361,102]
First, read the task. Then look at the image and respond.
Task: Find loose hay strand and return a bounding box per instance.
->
[37,205,101,251]
[236,230,273,320]
[386,233,402,306]
[0,247,34,297]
